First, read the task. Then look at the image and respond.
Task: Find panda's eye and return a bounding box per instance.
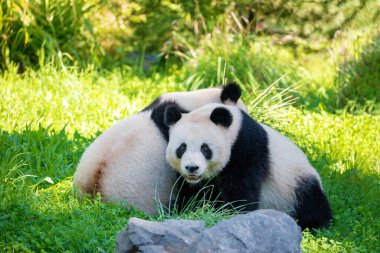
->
[176,143,187,159]
[201,143,212,160]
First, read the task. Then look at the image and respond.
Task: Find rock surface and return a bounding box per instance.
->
[185,209,302,253]
[114,218,206,253]
[115,209,302,253]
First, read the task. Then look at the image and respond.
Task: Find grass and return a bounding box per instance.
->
[1,60,379,252]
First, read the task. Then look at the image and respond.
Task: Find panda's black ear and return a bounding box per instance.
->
[210,107,233,128]
[220,82,242,104]
[164,105,182,126]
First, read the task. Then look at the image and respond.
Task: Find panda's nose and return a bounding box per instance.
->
[185,166,199,173]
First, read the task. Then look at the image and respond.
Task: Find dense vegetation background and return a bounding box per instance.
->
[1,0,379,252]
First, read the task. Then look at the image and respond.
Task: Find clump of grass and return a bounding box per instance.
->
[179,33,300,91]
[155,178,242,228]
[245,75,301,128]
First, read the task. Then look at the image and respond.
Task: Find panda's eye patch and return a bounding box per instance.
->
[201,143,212,160]
[176,143,187,159]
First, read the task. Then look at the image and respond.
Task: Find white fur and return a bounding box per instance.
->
[161,88,247,113]
[73,112,175,212]
[258,123,321,214]
[73,88,247,214]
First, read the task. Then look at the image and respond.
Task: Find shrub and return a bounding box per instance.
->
[180,33,301,91]
[92,0,375,59]
[0,0,99,71]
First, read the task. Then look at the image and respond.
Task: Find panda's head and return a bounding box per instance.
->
[164,103,241,184]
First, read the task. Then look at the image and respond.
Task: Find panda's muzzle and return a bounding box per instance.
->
[184,166,202,182]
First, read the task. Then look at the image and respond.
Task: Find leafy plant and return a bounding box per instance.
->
[178,32,301,92]
[0,0,100,71]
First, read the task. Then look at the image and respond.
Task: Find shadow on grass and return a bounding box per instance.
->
[336,35,380,108]
[297,140,380,251]
[0,125,93,185]
[303,34,380,114]
[0,125,149,252]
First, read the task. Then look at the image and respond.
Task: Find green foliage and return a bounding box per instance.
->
[246,0,379,39]
[180,34,300,90]
[97,0,378,54]
[336,34,380,110]
[1,0,378,71]
[0,0,100,70]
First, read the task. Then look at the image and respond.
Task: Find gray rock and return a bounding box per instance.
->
[137,245,166,253]
[184,209,302,253]
[114,218,206,253]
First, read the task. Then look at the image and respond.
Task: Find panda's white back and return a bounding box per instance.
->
[257,123,321,214]
[73,111,176,213]
[161,88,247,112]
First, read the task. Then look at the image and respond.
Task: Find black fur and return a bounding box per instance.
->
[210,107,233,128]
[295,177,332,230]
[175,110,270,211]
[220,82,242,103]
[151,102,187,141]
[201,143,212,160]
[176,143,187,159]
[215,111,270,210]
[164,105,183,126]
[141,97,161,112]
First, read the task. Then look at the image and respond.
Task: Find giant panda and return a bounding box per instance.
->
[162,103,332,230]
[73,83,247,214]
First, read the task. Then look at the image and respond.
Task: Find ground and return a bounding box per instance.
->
[0,62,379,252]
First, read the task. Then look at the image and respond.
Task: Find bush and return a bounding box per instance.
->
[0,0,99,71]
[180,33,300,91]
[92,0,375,59]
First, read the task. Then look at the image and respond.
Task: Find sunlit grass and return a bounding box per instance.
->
[0,64,186,137]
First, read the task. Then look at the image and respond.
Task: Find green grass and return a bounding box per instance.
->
[1,62,379,252]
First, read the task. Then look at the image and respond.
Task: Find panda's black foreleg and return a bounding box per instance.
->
[215,165,264,212]
[218,184,261,212]
[295,176,333,230]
